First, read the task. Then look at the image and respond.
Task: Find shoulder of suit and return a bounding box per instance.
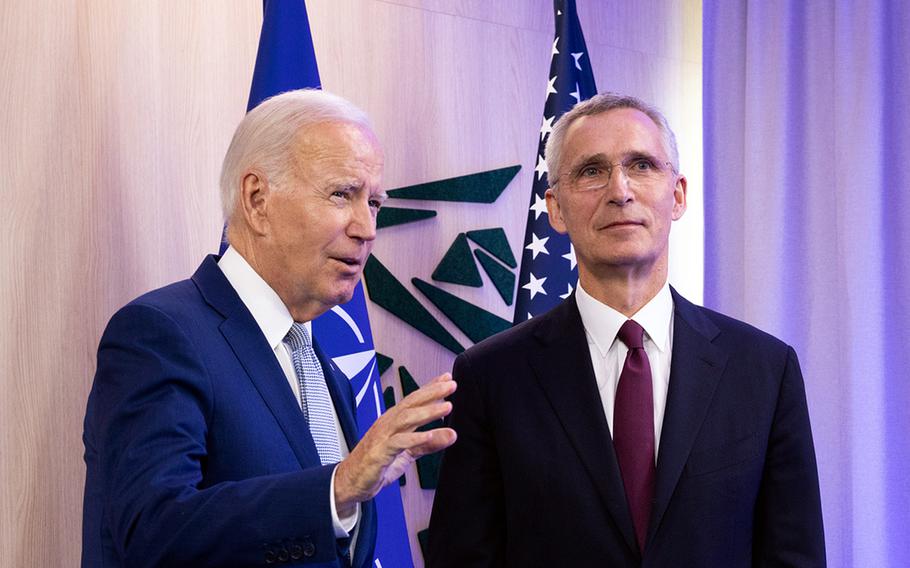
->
[457,299,568,362]
[681,300,792,356]
[125,277,200,313]
[101,277,212,341]
[116,257,220,317]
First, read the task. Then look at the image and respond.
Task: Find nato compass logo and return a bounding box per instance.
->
[312,282,382,435]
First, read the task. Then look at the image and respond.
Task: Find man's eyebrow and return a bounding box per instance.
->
[572,152,609,165]
[331,177,378,191]
[566,152,610,172]
[570,149,661,167]
[624,149,662,161]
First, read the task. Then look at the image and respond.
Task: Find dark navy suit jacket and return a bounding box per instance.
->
[83,255,376,567]
[428,289,825,567]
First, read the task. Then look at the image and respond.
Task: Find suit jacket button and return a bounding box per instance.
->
[302,540,316,558]
[289,544,303,560]
[276,547,290,562]
[264,550,276,564]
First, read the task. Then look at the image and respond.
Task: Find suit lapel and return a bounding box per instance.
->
[528,297,640,555]
[192,255,322,469]
[647,290,728,542]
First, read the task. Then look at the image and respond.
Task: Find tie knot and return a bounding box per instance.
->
[284,322,313,351]
[617,319,645,350]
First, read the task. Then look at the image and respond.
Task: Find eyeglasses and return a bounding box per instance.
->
[552,156,677,193]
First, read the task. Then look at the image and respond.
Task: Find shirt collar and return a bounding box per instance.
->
[575,280,674,358]
[217,246,302,349]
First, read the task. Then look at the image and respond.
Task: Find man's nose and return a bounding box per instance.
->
[604,166,634,205]
[349,198,377,242]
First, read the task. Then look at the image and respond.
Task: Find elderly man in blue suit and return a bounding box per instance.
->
[428,93,825,566]
[82,89,457,568]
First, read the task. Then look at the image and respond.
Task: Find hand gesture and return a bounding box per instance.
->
[334,372,457,515]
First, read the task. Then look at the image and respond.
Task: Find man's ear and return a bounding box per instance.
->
[671,175,687,221]
[237,171,271,236]
[545,188,568,234]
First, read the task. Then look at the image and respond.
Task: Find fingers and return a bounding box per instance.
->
[392,428,457,457]
[429,372,453,384]
[363,399,452,460]
[394,400,453,431]
[335,427,457,507]
[377,378,455,437]
[395,374,457,410]
[334,371,459,506]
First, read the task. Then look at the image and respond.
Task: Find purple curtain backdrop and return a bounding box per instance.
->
[704,1,910,566]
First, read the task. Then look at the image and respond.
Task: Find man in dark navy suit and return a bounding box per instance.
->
[428,93,825,567]
[83,89,456,568]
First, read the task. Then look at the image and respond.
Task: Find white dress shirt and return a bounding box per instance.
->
[218,246,358,538]
[575,281,675,461]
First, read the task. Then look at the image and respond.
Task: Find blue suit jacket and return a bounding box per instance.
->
[428,289,825,567]
[83,255,377,567]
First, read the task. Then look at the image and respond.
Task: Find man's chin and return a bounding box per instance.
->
[328,283,359,307]
[586,247,663,271]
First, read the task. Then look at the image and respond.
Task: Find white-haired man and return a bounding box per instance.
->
[83,89,456,568]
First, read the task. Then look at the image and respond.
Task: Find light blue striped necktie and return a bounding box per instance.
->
[284,323,343,465]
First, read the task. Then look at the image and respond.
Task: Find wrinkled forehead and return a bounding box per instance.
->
[293,120,382,155]
[563,108,669,164]
[289,120,384,176]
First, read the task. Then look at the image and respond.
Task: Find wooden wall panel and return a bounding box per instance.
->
[0,2,260,565]
[0,1,700,566]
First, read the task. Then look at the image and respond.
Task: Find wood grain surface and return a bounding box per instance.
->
[0,1,701,565]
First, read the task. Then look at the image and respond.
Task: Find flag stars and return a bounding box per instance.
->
[540,115,555,141]
[530,193,548,220]
[516,3,594,322]
[570,82,580,103]
[526,233,550,259]
[535,154,548,180]
[572,52,585,70]
[563,243,577,269]
[522,273,548,299]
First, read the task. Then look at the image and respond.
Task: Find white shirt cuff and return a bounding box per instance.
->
[330,464,360,537]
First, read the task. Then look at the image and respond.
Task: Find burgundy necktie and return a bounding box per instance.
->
[614,319,656,552]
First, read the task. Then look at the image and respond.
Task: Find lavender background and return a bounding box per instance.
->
[704,1,910,565]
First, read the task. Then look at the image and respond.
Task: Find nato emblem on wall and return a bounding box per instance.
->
[364,164,521,492]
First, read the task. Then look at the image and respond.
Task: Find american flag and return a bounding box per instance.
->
[513,0,597,323]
